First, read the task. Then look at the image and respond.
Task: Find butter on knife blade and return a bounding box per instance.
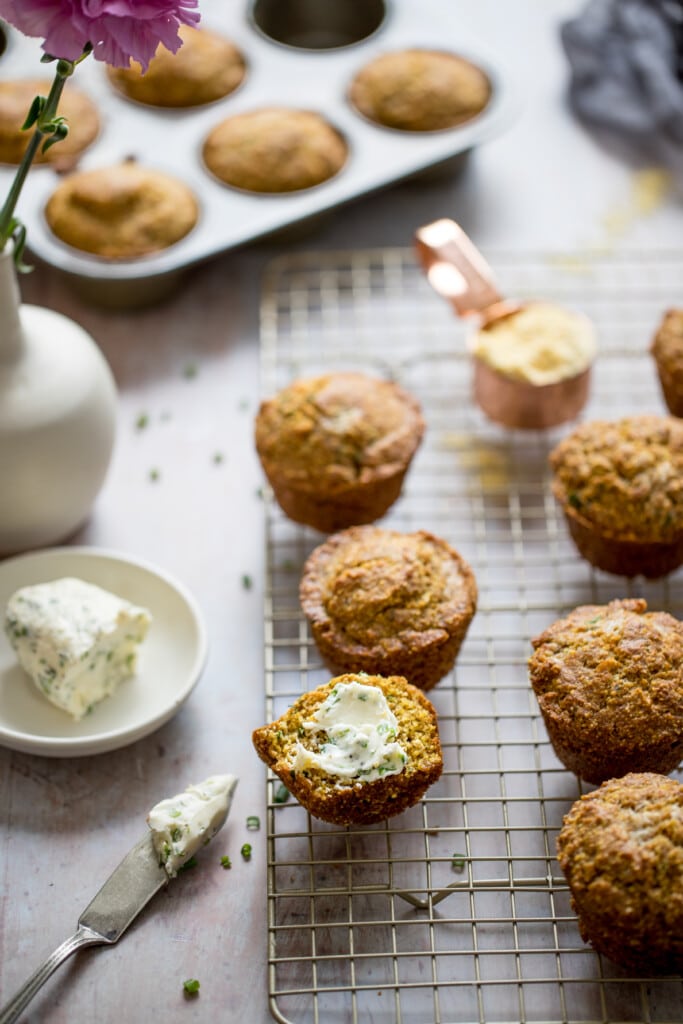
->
[147,773,239,877]
[0,772,239,1024]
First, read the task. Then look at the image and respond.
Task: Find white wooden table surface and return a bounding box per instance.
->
[2,2,683,1022]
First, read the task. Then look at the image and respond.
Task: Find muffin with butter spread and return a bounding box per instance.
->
[202,107,347,193]
[651,308,683,417]
[348,48,491,132]
[469,301,596,429]
[44,161,199,261]
[106,25,247,108]
[252,672,443,825]
[300,525,477,690]
[550,414,683,578]
[529,598,683,784]
[557,772,683,973]
[0,78,99,168]
[254,371,425,532]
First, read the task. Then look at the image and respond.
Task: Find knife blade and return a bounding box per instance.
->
[79,831,169,942]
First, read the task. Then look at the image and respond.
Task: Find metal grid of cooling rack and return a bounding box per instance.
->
[258,247,683,1024]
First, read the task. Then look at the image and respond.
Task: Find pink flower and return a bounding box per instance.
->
[0,0,200,70]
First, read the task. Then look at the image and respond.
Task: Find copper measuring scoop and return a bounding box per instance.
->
[414,219,594,430]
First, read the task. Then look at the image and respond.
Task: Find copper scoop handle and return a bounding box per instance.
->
[415,218,519,324]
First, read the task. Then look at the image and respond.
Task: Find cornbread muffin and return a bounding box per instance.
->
[44,161,199,261]
[651,308,683,417]
[529,598,683,784]
[0,78,99,167]
[106,25,246,108]
[300,526,478,690]
[202,107,347,193]
[550,414,683,578]
[254,372,425,532]
[252,672,443,826]
[557,772,683,973]
[348,48,491,132]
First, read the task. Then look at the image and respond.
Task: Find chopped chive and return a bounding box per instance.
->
[240,843,252,861]
[183,363,198,380]
[273,784,290,804]
[135,413,149,431]
[451,853,466,873]
[148,468,160,483]
[220,855,232,869]
[212,452,225,465]
[178,856,198,872]
[241,574,253,591]
[183,978,200,996]
[246,815,260,831]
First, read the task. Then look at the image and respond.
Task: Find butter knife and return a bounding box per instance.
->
[0,832,168,1024]
[1,772,238,1023]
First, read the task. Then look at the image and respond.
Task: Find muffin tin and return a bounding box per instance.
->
[0,0,517,303]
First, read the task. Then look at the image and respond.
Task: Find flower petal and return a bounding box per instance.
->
[0,0,200,66]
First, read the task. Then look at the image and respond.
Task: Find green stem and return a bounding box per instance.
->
[0,56,79,251]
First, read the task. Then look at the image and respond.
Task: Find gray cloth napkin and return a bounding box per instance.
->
[561,0,683,166]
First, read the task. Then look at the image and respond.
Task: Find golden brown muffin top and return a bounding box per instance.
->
[255,372,424,494]
[300,525,477,651]
[557,772,683,920]
[530,597,683,729]
[652,308,683,375]
[0,78,99,167]
[203,107,347,193]
[550,414,683,541]
[44,161,199,261]
[106,25,246,108]
[348,48,491,131]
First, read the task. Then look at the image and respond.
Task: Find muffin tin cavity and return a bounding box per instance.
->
[202,107,348,194]
[0,79,100,168]
[44,161,200,261]
[250,0,386,51]
[348,48,492,132]
[105,26,248,109]
[0,0,518,298]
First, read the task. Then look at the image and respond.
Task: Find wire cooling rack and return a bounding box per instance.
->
[258,247,683,1024]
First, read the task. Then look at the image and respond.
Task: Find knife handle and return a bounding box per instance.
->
[0,924,104,1024]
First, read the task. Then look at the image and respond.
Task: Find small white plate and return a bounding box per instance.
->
[0,547,208,757]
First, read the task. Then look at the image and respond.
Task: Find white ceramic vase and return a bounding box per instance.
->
[0,248,117,554]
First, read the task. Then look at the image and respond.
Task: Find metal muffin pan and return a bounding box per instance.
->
[0,0,518,299]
